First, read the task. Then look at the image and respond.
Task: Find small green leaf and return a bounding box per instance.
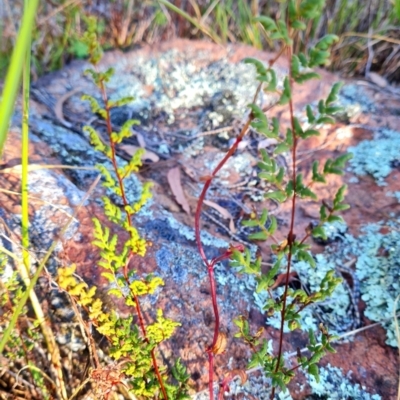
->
[308,329,317,346]
[325,343,336,353]
[265,190,287,203]
[316,116,335,125]
[298,53,308,67]
[325,106,343,115]
[312,161,326,183]
[293,117,303,136]
[276,167,285,184]
[297,250,316,268]
[274,142,290,154]
[285,128,293,146]
[289,320,300,330]
[333,203,350,212]
[279,77,291,105]
[292,20,307,30]
[285,180,294,196]
[299,186,317,200]
[312,226,327,240]
[269,216,277,234]
[327,215,344,223]
[271,117,280,136]
[316,34,339,50]
[244,57,267,77]
[306,105,315,123]
[108,288,123,298]
[266,69,278,92]
[332,153,353,168]
[241,219,259,227]
[291,55,300,75]
[249,231,268,241]
[254,16,277,32]
[258,172,275,181]
[259,209,268,225]
[318,100,325,114]
[101,272,115,282]
[334,184,347,204]
[301,129,319,139]
[319,205,327,221]
[294,72,320,83]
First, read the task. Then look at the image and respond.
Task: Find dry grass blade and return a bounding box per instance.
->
[0,164,98,173]
[341,32,400,46]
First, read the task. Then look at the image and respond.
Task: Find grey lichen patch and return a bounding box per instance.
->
[261,253,353,335]
[338,83,376,114]
[204,151,256,186]
[313,220,348,245]
[137,200,228,249]
[306,364,381,399]
[28,168,87,208]
[351,222,400,347]
[29,119,103,184]
[29,120,143,205]
[126,50,260,123]
[347,128,400,186]
[155,244,194,284]
[27,169,81,254]
[0,168,82,280]
[322,219,400,347]
[139,201,259,304]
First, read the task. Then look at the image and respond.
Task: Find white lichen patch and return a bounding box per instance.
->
[204,152,256,185]
[263,253,353,335]
[26,169,81,247]
[338,83,376,114]
[323,219,400,347]
[125,50,260,118]
[347,128,400,186]
[307,364,381,399]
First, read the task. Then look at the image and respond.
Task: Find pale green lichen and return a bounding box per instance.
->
[338,84,376,114]
[256,215,400,348]
[262,253,352,335]
[306,364,381,399]
[347,128,400,186]
[323,219,400,348]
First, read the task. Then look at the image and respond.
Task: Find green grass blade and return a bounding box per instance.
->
[22,4,32,271]
[0,0,39,157]
[395,0,400,21]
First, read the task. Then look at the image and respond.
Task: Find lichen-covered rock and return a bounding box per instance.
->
[2,39,399,399]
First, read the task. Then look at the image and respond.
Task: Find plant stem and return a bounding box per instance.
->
[99,80,168,400]
[195,83,262,400]
[270,35,297,400]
